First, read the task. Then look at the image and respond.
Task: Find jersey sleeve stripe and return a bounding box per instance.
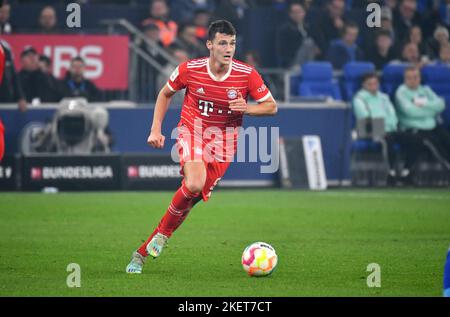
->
[256,91,272,103]
[187,64,207,69]
[188,58,207,65]
[233,63,253,72]
[166,82,176,92]
[232,68,251,74]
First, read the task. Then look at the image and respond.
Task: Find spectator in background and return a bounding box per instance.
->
[60,57,101,102]
[213,0,250,56]
[38,6,59,34]
[169,0,214,24]
[419,0,443,39]
[213,0,249,34]
[38,55,62,102]
[434,42,450,67]
[38,55,52,74]
[141,23,166,65]
[276,1,317,69]
[0,1,13,34]
[363,6,396,53]
[192,9,211,41]
[353,72,421,178]
[157,47,189,106]
[442,0,450,28]
[243,50,260,67]
[380,6,397,41]
[363,6,397,57]
[326,22,364,69]
[18,46,53,105]
[368,30,397,70]
[391,41,427,68]
[0,40,26,111]
[393,0,423,44]
[176,24,209,59]
[395,67,450,167]
[312,0,348,59]
[138,23,167,102]
[143,22,162,45]
[407,25,427,57]
[353,72,398,134]
[427,25,449,60]
[385,0,398,10]
[141,0,178,47]
[244,49,276,96]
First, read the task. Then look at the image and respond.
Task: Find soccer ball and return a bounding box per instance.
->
[241,242,278,277]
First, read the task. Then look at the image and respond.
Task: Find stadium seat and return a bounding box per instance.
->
[421,65,450,98]
[381,63,409,97]
[341,61,375,101]
[298,62,342,100]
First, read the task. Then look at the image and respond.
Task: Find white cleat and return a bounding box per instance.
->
[146,233,169,258]
[125,251,146,274]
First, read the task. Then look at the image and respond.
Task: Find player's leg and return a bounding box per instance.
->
[201,161,231,202]
[145,160,230,261]
[126,161,206,273]
[172,193,203,232]
[137,161,206,257]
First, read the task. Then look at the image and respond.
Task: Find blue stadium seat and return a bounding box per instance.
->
[381,63,409,97]
[342,61,375,101]
[298,62,342,100]
[421,65,450,97]
[351,139,382,152]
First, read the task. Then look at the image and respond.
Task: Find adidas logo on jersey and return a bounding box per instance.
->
[196,87,205,95]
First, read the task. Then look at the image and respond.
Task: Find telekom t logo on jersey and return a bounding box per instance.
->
[198,100,233,117]
[199,100,214,117]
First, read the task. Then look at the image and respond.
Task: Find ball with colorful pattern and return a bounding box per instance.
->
[241,242,278,277]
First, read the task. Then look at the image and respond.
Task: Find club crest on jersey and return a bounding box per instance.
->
[227,89,238,100]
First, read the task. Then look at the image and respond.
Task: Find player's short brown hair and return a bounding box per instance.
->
[207,20,236,41]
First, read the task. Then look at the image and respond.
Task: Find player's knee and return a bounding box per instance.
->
[184,178,205,194]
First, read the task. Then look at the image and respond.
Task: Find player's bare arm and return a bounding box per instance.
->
[147,84,175,149]
[229,92,277,116]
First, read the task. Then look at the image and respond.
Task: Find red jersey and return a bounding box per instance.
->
[167,58,272,162]
[167,58,272,131]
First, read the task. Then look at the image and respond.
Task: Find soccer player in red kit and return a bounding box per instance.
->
[126,20,277,274]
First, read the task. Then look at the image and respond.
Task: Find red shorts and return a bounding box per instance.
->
[176,124,233,202]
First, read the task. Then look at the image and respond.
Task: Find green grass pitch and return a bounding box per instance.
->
[0,189,449,296]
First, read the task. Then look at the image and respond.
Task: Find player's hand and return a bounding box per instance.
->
[147,131,165,149]
[229,92,247,113]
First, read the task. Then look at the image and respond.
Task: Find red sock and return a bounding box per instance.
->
[137,184,201,256]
